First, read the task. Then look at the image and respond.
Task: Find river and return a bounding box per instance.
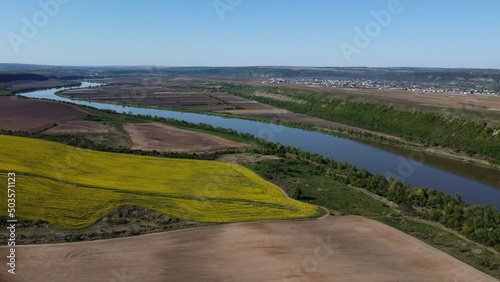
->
[18,82,500,209]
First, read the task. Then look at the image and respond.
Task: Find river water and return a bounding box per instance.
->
[18,82,500,209]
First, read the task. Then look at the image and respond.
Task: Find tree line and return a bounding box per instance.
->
[229,85,500,164]
[1,110,498,250]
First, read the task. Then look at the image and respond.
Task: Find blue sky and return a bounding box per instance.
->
[1,0,499,68]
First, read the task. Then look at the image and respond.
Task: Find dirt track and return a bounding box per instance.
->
[0,96,89,132]
[123,123,250,152]
[1,216,495,281]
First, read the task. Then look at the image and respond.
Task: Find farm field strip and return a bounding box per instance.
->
[0,96,90,132]
[1,216,495,281]
[123,123,250,152]
[0,135,319,229]
[62,80,266,112]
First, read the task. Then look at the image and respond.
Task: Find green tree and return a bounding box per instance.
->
[290,187,303,200]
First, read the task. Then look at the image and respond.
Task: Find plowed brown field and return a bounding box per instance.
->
[123,123,250,152]
[0,96,89,132]
[1,216,495,281]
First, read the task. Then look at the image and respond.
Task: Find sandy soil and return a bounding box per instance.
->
[0,96,89,132]
[45,121,108,133]
[0,216,495,281]
[123,123,250,152]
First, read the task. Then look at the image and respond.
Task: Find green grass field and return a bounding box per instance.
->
[248,159,394,216]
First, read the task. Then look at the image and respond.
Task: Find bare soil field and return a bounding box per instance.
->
[123,123,250,152]
[1,216,495,281]
[0,96,89,132]
[45,121,108,133]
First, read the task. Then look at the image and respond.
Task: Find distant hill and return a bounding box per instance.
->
[0,64,498,91]
[0,63,54,70]
[0,73,48,83]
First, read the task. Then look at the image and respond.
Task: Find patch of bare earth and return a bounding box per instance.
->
[0,96,89,132]
[1,216,495,281]
[123,123,250,152]
[217,153,280,165]
[45,121,108,133]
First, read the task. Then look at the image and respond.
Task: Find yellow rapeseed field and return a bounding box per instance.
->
[0,135,320,229]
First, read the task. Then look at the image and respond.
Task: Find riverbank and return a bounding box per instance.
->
[4,83,500,278]
[55,88,500,171]
[16,82,500,208]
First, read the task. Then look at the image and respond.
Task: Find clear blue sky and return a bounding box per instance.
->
[1,0,499,68]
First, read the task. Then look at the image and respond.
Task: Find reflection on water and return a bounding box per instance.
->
[359,139,500,190]
[18,83,500,209]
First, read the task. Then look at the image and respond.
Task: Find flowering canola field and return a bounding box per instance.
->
[0,135,320,229]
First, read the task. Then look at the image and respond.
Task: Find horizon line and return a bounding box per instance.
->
[0,63,499,71]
